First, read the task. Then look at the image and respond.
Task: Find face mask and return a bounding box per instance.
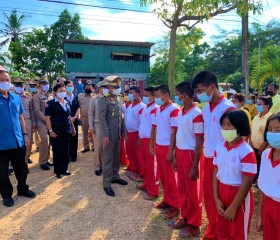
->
[103,88,109,95]
[14,87,24,94]
[197,89,212,103]
[247,99,253,105]
[113,88,121,96]
[0,82,11,91]
[267,91,273,96]
[256,105,264,113]
[57,92,66,99]
[155,97,164,106]
[142,96,150,105]
[233,103,239,109]
[221,129,238,142]
[128,93,134,101]
[42,84,49,92]
[175,96,183,106]
[85,89,92,94]
[30,87,36,93]
[66,86,74,93]
[266,132,280,149]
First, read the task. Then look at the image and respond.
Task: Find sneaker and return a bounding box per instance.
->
[18,190,36,198]
[81,149,90,153]
[144,194,158,201]
[163,207,180,219]
[179,225,200,238]
[129,173,143,182]
[27,159,33,164]
[46,161,54,166]
[3,198,14,207]
[154,201,170,209]
[41,163,50,170]
[169,217,188,229]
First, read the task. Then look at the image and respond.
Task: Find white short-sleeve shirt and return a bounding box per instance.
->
[125,101,145,133]
[176,104,204,150]
[213,139,257,186]
[139,102,158,139]
[258,148,280,202]
[153,102,179,146]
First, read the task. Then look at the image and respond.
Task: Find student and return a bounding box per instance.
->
[137,87,159,200]
[170,82,204,238]
[257,113,280,240]
[213,110,256,240]
[231,93,251,125]
[244,94,258,119]
[150,84,180,219]
[125,87,145,181]
[192,71,235,239]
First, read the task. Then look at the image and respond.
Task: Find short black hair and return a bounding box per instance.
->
[154,84,170,96]
[191,70,218,89]
[124,89,129,94]
[53,83,65,92]
[268,83,279,90]
[264,112,280,142]
[233,93,245,103]
[64,80,73,86]
[129,86,140,94]
[144,87,155,96]
[258,96,273,110]
[84,81,95,89]
[249,94,256,101]
[220,109,251,137]
[175,81,194,98]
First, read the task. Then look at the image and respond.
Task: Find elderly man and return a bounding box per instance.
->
[267,83,280,114]
[0,66,36,207]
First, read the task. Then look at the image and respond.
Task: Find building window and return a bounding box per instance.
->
[66,52,82,59]
[111,53,149,62]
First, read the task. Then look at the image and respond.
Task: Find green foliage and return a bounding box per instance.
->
[225,71,242,92]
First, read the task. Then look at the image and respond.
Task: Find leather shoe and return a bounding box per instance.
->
[95,169,102,176]
[41,163,50,170]
[104,187,115,197]
[56,173,63,179]
[27,159,33,164]
[62,171,71,176]
[18,190,36,198]
[81,149,90,153]
[111,179,128,185]
[3,198,14,207]
[46,161,54,166]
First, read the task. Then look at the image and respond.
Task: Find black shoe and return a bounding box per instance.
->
[56,173,63,179]
[104,187,115,197]
[46,161,54,166]
[81,149,90,153]
[111,179,128,185]
[41,163,50,170]
[9,168,14,175]
[27,159,33,164]
[18,190,36,198]
[70,159,77,162]
[3,198,14,207]
[95,169,102,176]
[92,148,94,152]
[36,147,39,152]
[62,171,71,176]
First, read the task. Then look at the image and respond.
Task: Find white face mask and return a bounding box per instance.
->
[113,88,121,96]
[14,87,24,94]
[0,82,11,91]
[42,84,49,92]
[103,88,109,95]
[57,92,66,99]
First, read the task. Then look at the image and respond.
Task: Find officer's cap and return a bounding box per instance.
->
[13,77,25,84]
[84,80,95,88]
[39,76,49,84]
[104,76,122,87]
[29,80,37,85]
[96,79,108,87]
[33,76,40,82]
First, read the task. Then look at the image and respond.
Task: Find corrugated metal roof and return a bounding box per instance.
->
[64,39,154,48]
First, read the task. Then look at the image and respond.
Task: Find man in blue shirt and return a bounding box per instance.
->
[75,78,84,95]
[0,66,36,207]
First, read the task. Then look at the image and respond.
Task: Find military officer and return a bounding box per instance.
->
[13,77,35,164]
[78,81,95,153]
[32,77,52,170]
[98,76,128,197]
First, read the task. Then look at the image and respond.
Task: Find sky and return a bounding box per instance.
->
[0,0,279,54]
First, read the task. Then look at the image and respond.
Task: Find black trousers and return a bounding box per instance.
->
[50,134,71,174]
[69,121,78,161]
[253,148,262,183]
[0,146,29,199]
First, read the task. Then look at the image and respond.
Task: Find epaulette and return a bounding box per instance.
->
[25,92,31,96]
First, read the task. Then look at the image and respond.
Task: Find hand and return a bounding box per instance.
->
[215,198,225,217]
[166,151,174,164]
[72,129,76,136]
[257,215,263,233]
[189,165,199,180]
[136,138,141,148]
[71,117,76,122]
[149,144,154,155]
[223,205,237,221]
[172,159,177,172]
[24,135,29,147]
[103,137,110,146]
[50,131,58,138]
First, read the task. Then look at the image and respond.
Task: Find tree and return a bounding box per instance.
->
[0,10,28,48]
[141,0,262,96]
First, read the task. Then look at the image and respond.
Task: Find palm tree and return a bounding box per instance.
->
[0,10,28,48]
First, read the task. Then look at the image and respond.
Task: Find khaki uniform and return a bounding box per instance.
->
[78,93,94,150]
[98,93,126,188]
[88,95,103,170]
[32,92,52,164]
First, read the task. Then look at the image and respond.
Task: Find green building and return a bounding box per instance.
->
[64,39,154,88]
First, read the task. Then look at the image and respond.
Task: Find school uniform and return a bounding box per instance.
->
[258,148,280,240]
[175,103,204,227]
[138,102,159,197]
[213,139,257,240]
[152,101,180,209]
[202,96,235,239]
[45,98,73,175]
[125,101,145,175]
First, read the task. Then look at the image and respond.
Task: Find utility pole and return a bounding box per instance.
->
[241,0,249,97]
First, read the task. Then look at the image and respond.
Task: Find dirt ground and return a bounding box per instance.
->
[0,133,263,240]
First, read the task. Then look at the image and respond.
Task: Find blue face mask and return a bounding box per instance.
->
[175,96,183,106]
[197,91,212,103]
[30,87,36,93]
[266,132,280,149]
[142,96,150,105]
[233,103,239,108]
[256,105,264,113]
[155,97,164,106]
[247,99,253,105]
[128,93,134,101]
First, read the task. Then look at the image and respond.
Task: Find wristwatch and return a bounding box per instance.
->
[49,129,53,133]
